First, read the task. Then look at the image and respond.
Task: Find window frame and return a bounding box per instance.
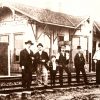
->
[14,33,24,63]
[0,35,9,43]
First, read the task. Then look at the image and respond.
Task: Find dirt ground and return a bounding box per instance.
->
[31,85,100,100]
[1,84,100,100]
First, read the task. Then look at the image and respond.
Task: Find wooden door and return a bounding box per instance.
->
[0,43,8,75]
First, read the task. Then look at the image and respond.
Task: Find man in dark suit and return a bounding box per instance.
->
[20,40,34,89]
[74,46,88,84]
[56,46,71,86]
[35,43,49,87]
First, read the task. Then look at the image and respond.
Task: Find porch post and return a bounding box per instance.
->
[9,33,14,76]
[50,32,53,56]
[8,46,10,76]
[32,21,37,42]
[28,20,37,42]
[88,17,93,72]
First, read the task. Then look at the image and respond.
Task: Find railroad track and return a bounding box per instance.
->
[0,72,96,93]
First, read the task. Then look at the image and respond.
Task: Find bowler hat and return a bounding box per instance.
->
[77,46,81,49]
[51,55,56,59]
[65,50,69,53]
[25,40,33,45]
[98,43,100,47]
[37,43,43,47]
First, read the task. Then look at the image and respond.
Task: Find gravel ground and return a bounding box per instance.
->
[31,85,100,100]
[1,85,100,100]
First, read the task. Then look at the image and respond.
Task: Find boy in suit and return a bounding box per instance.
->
[49,55,58,86]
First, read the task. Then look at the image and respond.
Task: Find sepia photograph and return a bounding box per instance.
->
[0,0,100,99]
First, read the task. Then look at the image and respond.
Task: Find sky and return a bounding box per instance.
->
[2,0,100,20]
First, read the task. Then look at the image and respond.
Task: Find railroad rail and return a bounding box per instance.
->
[0,72,96,93]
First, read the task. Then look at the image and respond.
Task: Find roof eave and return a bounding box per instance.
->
[6,5,75,29]
[42,22,75,29]
[94,21,100,32]
[75,17,89,29]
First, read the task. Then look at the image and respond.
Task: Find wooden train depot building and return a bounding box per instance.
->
[0,2,100,76]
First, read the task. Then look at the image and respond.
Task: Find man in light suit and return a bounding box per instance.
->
[35,43,49,88]
[20,40,35,89]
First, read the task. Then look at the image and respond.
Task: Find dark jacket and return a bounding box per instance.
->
[57,53,69,66]
[74,53,85,67]
[49,61,58,71]
[20,48,34,72]
[35,51,49,67]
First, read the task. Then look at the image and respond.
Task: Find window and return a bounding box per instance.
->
[14,34,23,63]
[0,35,9,43]
[58,36,64,41]
[58,36,64,52]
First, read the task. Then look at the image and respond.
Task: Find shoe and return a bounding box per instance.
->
[44,85,47,89]
[60,84,63,87]
[85,82,89,85]
[68,83,71,86]
[26,86,31,91]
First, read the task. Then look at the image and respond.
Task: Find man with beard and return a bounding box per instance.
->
[74,46,88,84]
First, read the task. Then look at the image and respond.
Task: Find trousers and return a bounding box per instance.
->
[75,65,88,84]
[36,64,48,86]
[59,64,71,86]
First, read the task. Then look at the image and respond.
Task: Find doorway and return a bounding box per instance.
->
[92,41,96,71]
[0,43,8,75]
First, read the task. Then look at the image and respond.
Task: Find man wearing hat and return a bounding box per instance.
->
[20,40,35,89]
[74,46,88,84]
[35,43,49,87]
[93,43,100,84]
[56,45,71,86]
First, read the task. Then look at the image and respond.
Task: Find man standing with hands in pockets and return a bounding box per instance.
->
[56,45,71,86]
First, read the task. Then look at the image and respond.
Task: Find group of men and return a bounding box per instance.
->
[20,40,49,89]
[20,40,88,89]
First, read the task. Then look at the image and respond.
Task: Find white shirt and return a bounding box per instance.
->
[52,61,56,70]
[56,53,60,59]
[26,48,30,54]
[56,52,69,60]
[39,51,42,55]
[93,50,100,60]
[66,52,69,60]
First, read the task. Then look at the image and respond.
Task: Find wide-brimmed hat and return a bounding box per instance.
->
[25,40,33,45]
[37,43,43,47]
[77,46,81,49]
